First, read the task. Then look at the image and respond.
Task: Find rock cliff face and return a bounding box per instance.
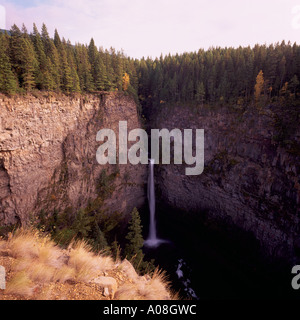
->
[0,92,147,225]
[151,104,300,260]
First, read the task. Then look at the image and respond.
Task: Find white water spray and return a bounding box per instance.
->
[176,259,199,299]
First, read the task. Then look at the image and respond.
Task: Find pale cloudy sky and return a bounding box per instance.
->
[0,0,300,58]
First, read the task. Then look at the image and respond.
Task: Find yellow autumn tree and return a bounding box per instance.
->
[280,82,288,96]
[122,73,130,91]
[254,70,264,101]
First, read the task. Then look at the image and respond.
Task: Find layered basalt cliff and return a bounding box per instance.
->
[151,104,300,260]
[0,93,147,225]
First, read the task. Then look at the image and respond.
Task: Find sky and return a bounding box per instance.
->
[0,0,299,58]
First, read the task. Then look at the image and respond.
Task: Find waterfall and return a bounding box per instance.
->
[148,158,156,241]
[144,159,166,248]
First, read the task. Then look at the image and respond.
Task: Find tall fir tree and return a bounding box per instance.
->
[0,34,18,94]
[124,207,144,269]
[32,23,53,90]
[74,43,94,91]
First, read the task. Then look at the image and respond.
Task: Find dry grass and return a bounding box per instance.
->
[28,262,56,283]
[67,240,113,282]
[5,271,33,296]
[0,228,173,300]
[0,238,6,251]
[115,268,171,300]
[7,229,40,259]
[53,265,76,283]
[119,259,139,282]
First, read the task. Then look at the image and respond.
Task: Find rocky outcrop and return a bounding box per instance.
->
[0,92,147,225]
[151,104,300,260]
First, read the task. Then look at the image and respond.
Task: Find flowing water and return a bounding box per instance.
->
[144,159,167,248]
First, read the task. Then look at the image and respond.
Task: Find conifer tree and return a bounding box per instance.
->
[9,24,24,82]
[54,32,73,93]
[88,38,102,90]
[290,75,299,95]
[66,40,81,93]
[32,23,53,90]
[41,23,51,54]
[75,44,94,91]
[97,55,109,90]
[91,221,110,253]
[104,49,114,90]
[114,53,124,91]
[124,207,144,268]
[61,51,73,93]
[111,237,121,261]
[195,81,205,105]
[71,209,93,239]
[40,23,60,90]
[0,34,18,94]
[22,37,37,91]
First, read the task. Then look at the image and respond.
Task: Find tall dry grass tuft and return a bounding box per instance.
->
[67,240,114,282]
[37,235,62,268]
[53,265,76,283]
[7,228,40,259]
[147,269,170,298]
[67,240,101,282]
[115,268,171,300]
[0,238,6,251]
[5,271,34,296]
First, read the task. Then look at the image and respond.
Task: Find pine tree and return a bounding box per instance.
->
[40,23,60,90]
[289,75,299,95]
[128,60,139,92]
[104,49,114,90]
[0,34,18,94]
[74,44,94,91]
[44,29,61,90]
[97,55,109,91]
[195,81,205,105]
[124,207,144,269]
[21,38,38,91]
[54,29,62,49]
[41,23,51,54]
[54,34,73,93]
[32,23,53,90]
[114,53,124,91]
[91,221,110,253]
[9,24,24,82]
[65,40,81,93]
[71,209,93,239]
[111,237,121,261]
[88,38,103,90]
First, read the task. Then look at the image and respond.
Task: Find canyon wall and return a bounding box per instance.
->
[151,104,300,260]
[0,92,147,225]
[1,91,299,261]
